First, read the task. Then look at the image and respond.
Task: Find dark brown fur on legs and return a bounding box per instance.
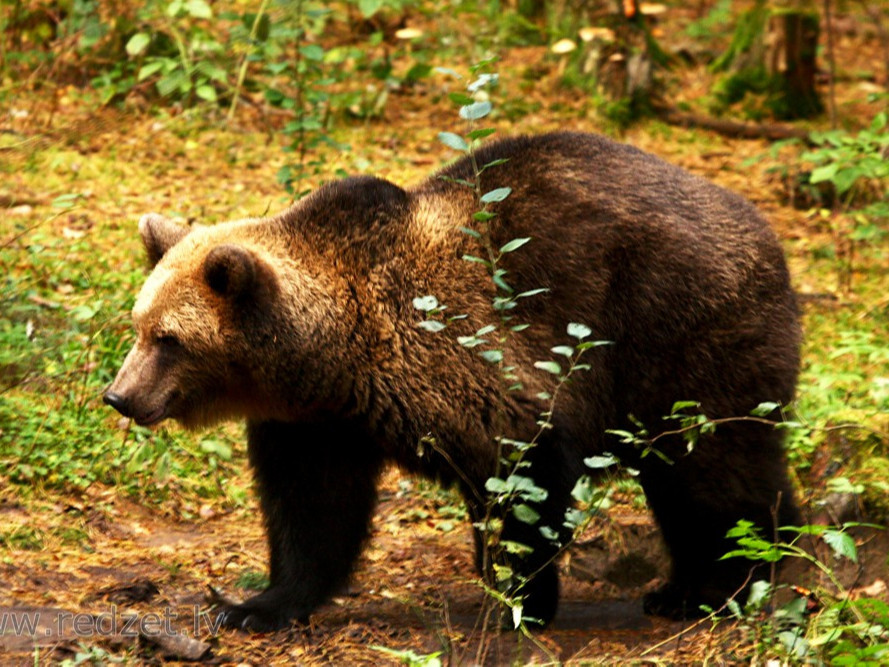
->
[218,420,383,631]
[106,132,801,631]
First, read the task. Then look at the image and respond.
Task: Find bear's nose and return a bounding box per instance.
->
[103,391,131,417]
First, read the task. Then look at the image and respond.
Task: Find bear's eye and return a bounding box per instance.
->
[155,333,181,348]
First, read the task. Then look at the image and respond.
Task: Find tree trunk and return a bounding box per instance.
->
[767,10,822,118]
[714,4,823,120]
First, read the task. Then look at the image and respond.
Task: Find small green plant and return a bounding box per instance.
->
[718,519,889,663]
[58,643,126,666]
[371,646,443,667]
[803,112,889,292]
[236,569,270,591]
[262,0,348,196]
[125,0,228,105]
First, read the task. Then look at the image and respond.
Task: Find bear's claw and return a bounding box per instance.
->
[216,600,308,633]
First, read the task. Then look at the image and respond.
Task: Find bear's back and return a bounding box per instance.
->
[411,132,793,344]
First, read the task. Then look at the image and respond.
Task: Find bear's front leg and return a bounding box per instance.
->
[218,420,382,632]
[462,440,572,628]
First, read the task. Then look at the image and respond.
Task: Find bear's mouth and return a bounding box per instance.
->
[135,405,167,427]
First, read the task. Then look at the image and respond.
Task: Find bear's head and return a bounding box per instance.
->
[104,213,352,430]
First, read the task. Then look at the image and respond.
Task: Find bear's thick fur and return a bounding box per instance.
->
[105,132,801,631]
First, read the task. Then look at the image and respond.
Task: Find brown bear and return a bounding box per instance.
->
[104,131,801,632]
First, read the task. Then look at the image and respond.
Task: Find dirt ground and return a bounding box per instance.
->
[1,466,886,665]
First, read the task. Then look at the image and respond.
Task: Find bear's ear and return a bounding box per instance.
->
[139,213,191,267]
[203,244,256,299]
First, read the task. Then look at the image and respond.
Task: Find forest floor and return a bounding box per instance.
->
[0,465,887,664]
[2,4,889,665]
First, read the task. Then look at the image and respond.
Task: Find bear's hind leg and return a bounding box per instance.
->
[638,423,799,619]
[218,420,382,632]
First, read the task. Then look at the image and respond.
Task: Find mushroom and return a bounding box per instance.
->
[395,27,423,40]
[579,27,616,43]
[551,38,578,55]
[551,39,578,77]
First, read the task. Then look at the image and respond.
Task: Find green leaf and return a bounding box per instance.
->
[459,226,481,238]
[567,322,592,339]
[571,475,593,504]
[479,158,510,173]
[137,60,165,81]
[499,237,530,254]
[751,401,780,417]
[459,101,492,121]
[747,579,771,608]
[300,44,325,61]
[506,474,548,502]
[195,61,228,82]
[539,525,559,542]
[564,507,587,529]
[479,349,503,364]
[481,187,513,204]
[726,598,743,619]
[461,254,490,267]
[51,193,84,209]
[167,0,184,17]
[405,63,432,82]
[126,32,151,57]
[833,167,861,195]
[449,92,474,106]
[512,503,540,525]
[476,324,497,336]
[516,288,548,299]
[156,70,190,97]
[576,339,612,350]
[418,320,446,332]
[492,270,512,293]
[468,71,497,90]
[468,128,497,141]
[184,0,213,18]
[438,132,469,152]
[473,211,496,222]
[810,163,839,184]
[584,454,618,469]
[457,335,485,348]
[71,305,97,322]
[435,66,462,80]
[357,0,383,17]
[195,84,217,102]
[551,345,574,358]
[485,477,508,494]
[501,540,533,556]
[534,360,561,374]
[670,400,701,414]
[822,529,858,563]
[412,295,439,311]
[200,439,232,460]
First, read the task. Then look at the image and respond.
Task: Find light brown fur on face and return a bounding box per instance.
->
[107,213,357,430]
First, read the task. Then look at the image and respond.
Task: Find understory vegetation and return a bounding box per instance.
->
[1,0,887,663]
